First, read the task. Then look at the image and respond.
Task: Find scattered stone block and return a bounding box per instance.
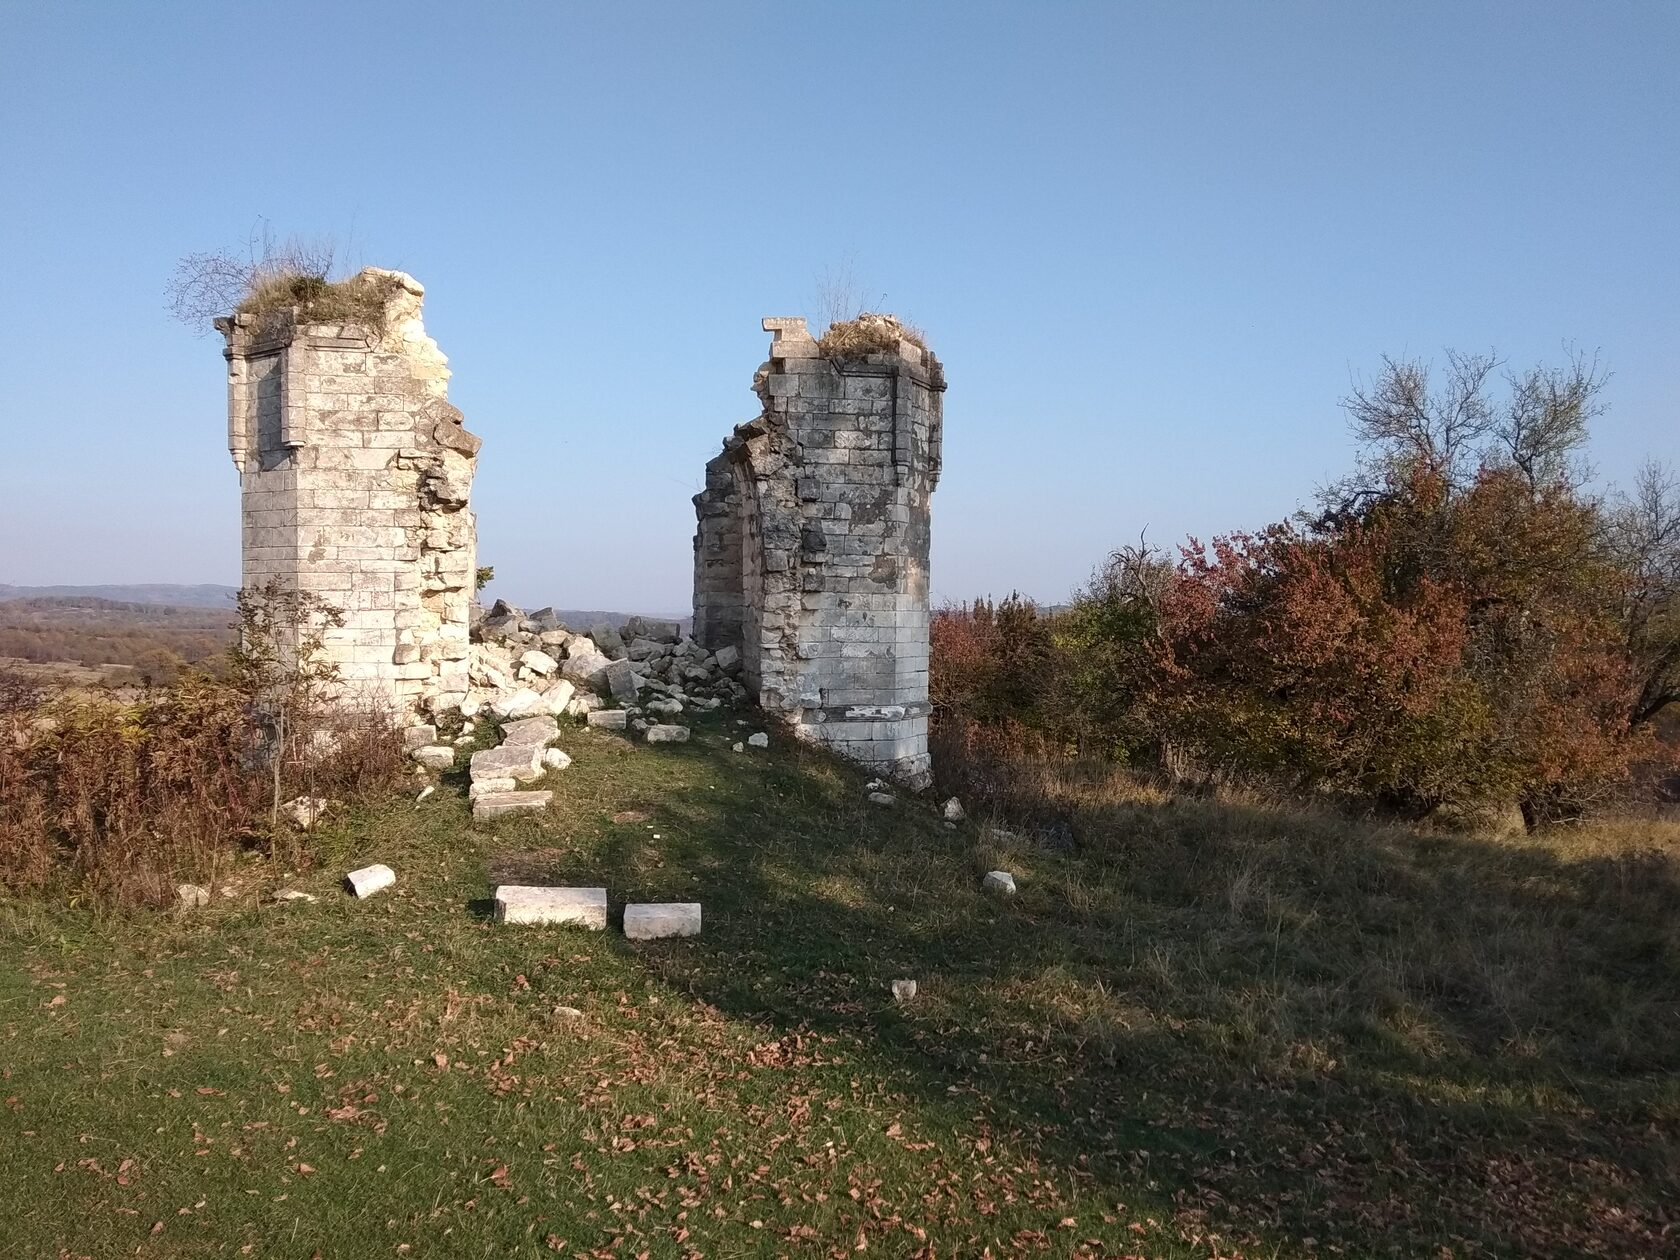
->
[982,870,1017,896]
[176,883,210,909]
[713,644,740,672]
[747,732,769,748]
[623,902,702,940]
[473,790,554,821]
[469,776,516,800]
[469,743,544,784]
[587,709,629,730]
[541,679,576,715]
[645,724,690,744]
[271,888,318,904]
[732,741,745,752]
[942,797,966,822]
[500,715,560,749]
[605,658,641,703]
[281,796,332,831]
[415,785,436,805]
[494,885,607,928]
[543,747,573,770]
[411,745,456,770]
[346,864,397,898]
[868,792,896,807]
[891,979,918,1003]
[519,649,558,676]
[490,688,545,719]
[402,724,438,751]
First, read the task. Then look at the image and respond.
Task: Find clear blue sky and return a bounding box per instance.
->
[3,1,1675,614]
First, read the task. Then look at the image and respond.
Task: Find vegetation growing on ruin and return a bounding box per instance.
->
[816,312,931,359]
[166,230,401,332]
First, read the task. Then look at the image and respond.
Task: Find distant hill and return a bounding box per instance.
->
[0,583,238,608]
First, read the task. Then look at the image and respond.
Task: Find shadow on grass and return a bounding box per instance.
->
[527,732,1680,1259]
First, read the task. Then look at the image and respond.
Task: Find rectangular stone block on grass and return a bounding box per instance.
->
[494,885,607,928]
[472,790,553,821]
[469,743,544,784]
[623,902,702,940]
[586,709,629,730]
[499,715,560,749]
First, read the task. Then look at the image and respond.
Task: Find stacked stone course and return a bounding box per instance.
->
[693,316,944,788]
[219,269,479,719]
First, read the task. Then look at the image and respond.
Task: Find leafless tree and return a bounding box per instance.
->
[1608,460,1680,724]
[166,225,340,330]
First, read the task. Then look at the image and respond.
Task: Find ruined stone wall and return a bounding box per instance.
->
[694,316,944,787]
[219,269,479,719]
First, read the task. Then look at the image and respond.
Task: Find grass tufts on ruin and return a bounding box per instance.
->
[817,311,930,359]
[235,267,404,331]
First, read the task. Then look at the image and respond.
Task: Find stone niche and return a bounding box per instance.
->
[693,315,945,788]
[217,269,480,719]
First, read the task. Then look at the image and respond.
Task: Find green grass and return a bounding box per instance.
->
[2,713,1677,1258]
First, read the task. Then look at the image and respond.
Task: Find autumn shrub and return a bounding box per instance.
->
[0,584,409,906]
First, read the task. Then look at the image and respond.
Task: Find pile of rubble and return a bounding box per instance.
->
[397,602,753,820]
[458,602,745,726]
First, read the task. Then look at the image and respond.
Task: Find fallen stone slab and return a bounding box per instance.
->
[586,709,628,730]
[176,883,209,910]
[346,863,397,898]
[747,732,769,748]
[623,902,702,940]
[644,724,690,744]
[271,888,318,904]
[473,790,553,821]
[541,679,576,715]
[543,747,573,770]
[605,658,641,703]
[469,776,515,800]
[982,870,1017,896]
[469,743,544,784]
[494,884,607,928]
[868,792,896,807]
[402,724,438,751]
[411,745,456,770]
[490,688,546,720]
[500,715,560,749]
[519,649,558,676]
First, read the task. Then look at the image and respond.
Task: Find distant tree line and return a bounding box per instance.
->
[932,352,1679,827]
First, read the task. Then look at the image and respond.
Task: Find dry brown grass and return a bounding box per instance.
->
[816,311,930,359]
[237,268,403,331]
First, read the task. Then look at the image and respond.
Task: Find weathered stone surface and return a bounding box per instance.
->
[942,797,966,822]
[586,709,628,730]
[891,979,918,1003]
[867,792,896,807]
[747,732,769,749]
[281,796,332,831]
[500,715,560,749]
[469,743,544,784]
[982,870,1017,896]
[543,747,573,770]
[623,902,701,940]
[402,724,438,751]
[346,863,397,898]
[491,688,546,719]
[541,679,576,715]
[411,745,456,770]
[520,649,559,676]
[605,658,641,703]
[624,616,681,643]
[468,776,516,800]
[177,883,210,909]
[644,724,690,744]
[494,884,607,928]
[561,645,611,690]
[219,270,478,722]
[473,790,553,821]
[693,316,942,789]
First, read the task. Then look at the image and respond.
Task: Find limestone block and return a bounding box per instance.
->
[605,658,641,703]
[586,709,628,730]
[491,688,546,720]
[520,649,559,676]
[346,864,397,898]
[500,715,560,749]
[543,748,572,770]
[469,777,516,800]
[402,723,438,750]
[473,791,554,822]
[541,679,577,715]
[623,902,702,940]
[983,871,1017,896]
[493,885,607,928]
[411,745,456,770]
[469,743,544,784]
[644,724,690,744]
